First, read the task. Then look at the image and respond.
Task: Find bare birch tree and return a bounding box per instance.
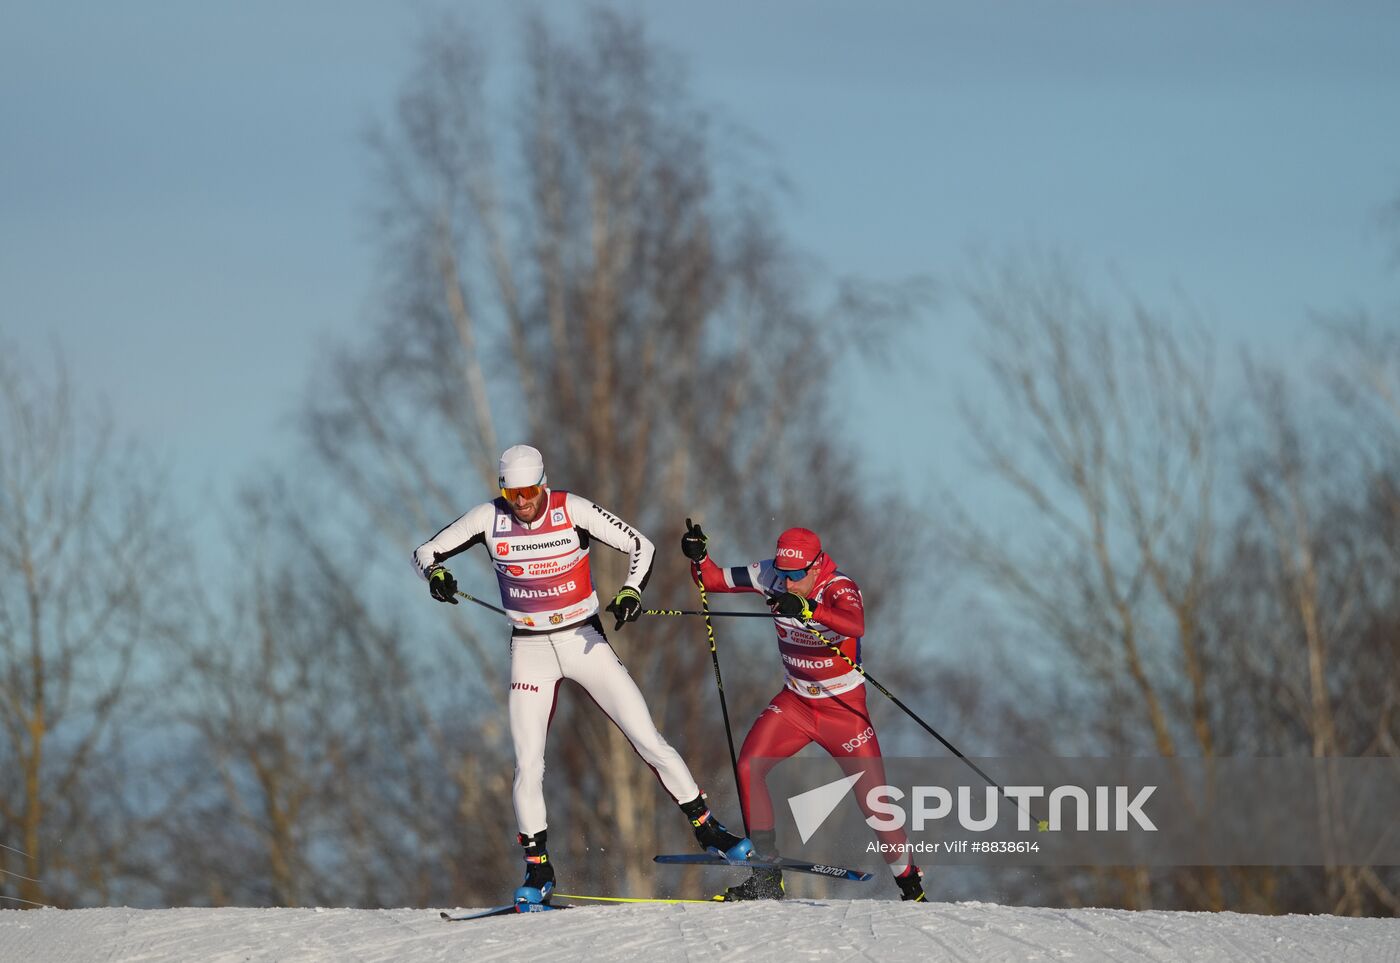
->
[0,349,182,907]
[940,252,1400,914]
[1223,331,1400,916]
[291,10,923,901]
[933,253,1224,909]
[162,479,514,907]
[945,254,1218,760]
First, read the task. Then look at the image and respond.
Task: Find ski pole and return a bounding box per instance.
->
[454,590,511,617]
[696,579,747,834]
[456,591,773,623]
[814,630,1049,831]
[644,608,775,619]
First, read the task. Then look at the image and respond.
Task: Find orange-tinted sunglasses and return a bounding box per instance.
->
[501,484,546,501]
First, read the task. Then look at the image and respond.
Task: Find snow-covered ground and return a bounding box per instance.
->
[3,900,1397,962]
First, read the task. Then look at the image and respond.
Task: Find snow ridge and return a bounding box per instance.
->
[2,900,1396,962]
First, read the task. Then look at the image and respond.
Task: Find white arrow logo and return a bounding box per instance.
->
[787,772,864,844]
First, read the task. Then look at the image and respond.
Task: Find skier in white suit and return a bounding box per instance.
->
[414,445,752,904]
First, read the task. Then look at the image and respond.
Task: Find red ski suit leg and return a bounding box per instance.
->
[817,688,912,873]
[737,687,913,872]
[737,689,816,832]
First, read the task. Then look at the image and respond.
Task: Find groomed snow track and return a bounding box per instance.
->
[2,899,1395,962]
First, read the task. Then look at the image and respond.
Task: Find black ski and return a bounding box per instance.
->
[653,853,873,882]
[440,902,570,921]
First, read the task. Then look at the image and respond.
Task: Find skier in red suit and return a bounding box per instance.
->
[683,521,926,902]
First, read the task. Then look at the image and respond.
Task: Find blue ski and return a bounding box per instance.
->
[440,902,570,921]
[653,853,873,882]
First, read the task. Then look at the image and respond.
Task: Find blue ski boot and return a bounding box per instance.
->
[513,830,555,905]
[680,792,753,861]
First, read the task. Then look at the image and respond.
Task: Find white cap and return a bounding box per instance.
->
[498,444,547,489]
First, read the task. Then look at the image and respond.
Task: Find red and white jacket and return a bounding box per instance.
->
[414,490,654,632]
[692,553,865,699]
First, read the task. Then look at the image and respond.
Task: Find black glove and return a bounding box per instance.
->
[427,565,458,604]
[606,586,643,630]
[681,517,709,562]
[771,591,814,621]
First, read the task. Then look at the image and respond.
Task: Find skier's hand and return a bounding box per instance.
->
[770,591,814,621]
[606,586,643,630]
[680,518,708,563]
[428,565,459,603]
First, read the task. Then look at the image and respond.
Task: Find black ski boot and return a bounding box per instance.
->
[680,792,753,861]
[718,830,783,902]
[720,867,784,901]
[514,830,555,905]
[894,864,925,902]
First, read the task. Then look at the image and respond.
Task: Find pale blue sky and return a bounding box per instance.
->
[4,1,1399,532]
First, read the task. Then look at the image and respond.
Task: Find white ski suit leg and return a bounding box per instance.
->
[508,621,700,836]
[509,633,565,836]
[558,621,700,805]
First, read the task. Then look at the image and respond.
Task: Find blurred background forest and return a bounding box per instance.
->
[2,7,1398,916]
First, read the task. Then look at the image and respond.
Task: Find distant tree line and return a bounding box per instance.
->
[932,253,1400,916]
